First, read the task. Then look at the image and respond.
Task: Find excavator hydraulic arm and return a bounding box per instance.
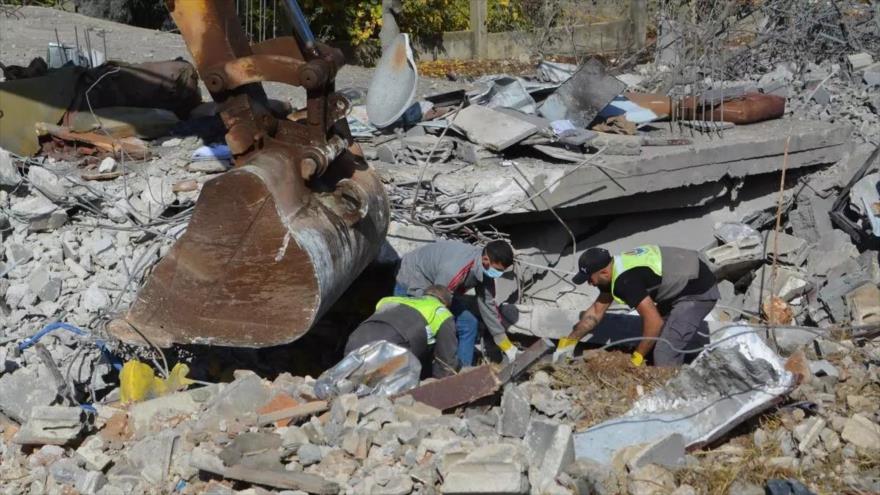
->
[108,0,389,348]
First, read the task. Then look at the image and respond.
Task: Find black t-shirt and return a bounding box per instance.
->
[608,261,716,313]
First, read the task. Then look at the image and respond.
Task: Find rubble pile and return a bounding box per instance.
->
[1,3,879,495]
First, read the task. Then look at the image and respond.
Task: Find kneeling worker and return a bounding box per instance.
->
[345,285,460,378]
[553,245,719,366]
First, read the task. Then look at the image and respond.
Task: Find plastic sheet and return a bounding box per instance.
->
[120,360,193,404]
[574,325,797,464]
[314,341,421,400]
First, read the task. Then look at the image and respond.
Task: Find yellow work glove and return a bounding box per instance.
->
[498,337,519,362]
[552,337,578,363]
[631,351,645,367]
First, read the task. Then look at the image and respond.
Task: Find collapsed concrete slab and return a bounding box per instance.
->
[572,326,797,465]
[378,119,851,217]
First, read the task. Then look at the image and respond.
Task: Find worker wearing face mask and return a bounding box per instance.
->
[394,239,518,366]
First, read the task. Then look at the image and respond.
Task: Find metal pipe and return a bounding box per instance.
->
[280,0,316,52]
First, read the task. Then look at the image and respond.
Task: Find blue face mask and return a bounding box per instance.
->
[483,266,504,279]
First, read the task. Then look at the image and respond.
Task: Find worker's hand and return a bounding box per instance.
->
[552,337,578,363]
[503,346,519,363]
[497,336,518,363]
[630,351,645,367]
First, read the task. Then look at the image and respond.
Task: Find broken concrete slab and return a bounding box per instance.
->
[499,384,531,438]
[767,232,809,266]
[621,433,686,470]
[0,366,60,423]
[191,447,340,494]
[13,406,84,445]
[524,419,575,493]
[538,58,626,126]
[846,284,880,325]
[129,384,218,436]
[377,119,852,217]
[451,105,538,152]
[704,235,764,280]
[441,462,529,494]
[573,326,796,465]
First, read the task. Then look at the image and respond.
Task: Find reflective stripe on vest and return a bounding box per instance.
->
[375,296,452,345]
[610,245,663,305]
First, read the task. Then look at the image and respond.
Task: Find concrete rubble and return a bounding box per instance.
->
[2,3,880,495]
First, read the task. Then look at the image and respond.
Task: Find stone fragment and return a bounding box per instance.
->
[499,384,531,438]
[129,385,218,436]
[14,406,84,445]
[187,159,230,173]
[793,417,826,453]
[28,445,66,468]
[76,436,113,471]
[846,283,880,325]
[297,443,323,466]
[0,367,59,422]
[10,194,58,220]
[394,400,441,423]
[564,459,619,495]
[524,419,574,493]
[81,284,111,312]
[0,147,21,185]
[27,166,67,202]
[28,267,62,302]
[28,210,69,232]
[841,414,880,451]
[745,266,812,308]
[196,373,272,432]
[727,481,765,495]
[627,464,675,495]
[441,462,529,494]
[767,232,809,266]
[98,157,118,173]
[671,485,698,495]
[625,433,686,470]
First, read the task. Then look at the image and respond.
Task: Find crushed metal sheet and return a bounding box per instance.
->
[573,325,797,465]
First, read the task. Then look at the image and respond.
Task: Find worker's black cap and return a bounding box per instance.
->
[572,247,612,284]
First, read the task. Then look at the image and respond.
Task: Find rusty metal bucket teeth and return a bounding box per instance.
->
[109,148,388,348]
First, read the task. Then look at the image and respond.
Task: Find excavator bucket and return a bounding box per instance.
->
[108,0,389,347]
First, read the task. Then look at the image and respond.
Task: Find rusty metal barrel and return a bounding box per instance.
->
[109,147,389,348]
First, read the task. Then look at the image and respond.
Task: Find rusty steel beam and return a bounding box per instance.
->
[405,365,501,411]
[498,338,554,384]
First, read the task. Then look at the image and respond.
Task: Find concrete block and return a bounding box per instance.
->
[394,401,442,423]
[499,384,531,438]
[14,406,84,445]
[441,462,529,494]
[0,366,59,423]
[0,147,21,186]
[808,230,859,276]
[129,385,218,436]
[703,235,764,279]
[28,210,69,233]
[624,433,686,470]
[524,419,574,492]
[819,260,873,322]
[846,283,880,325]
[76,436,113,471]
[27,166,67,202]
[841,414,880,451]
[767,232,809,266]
[745,266,812,309]
[10,194,58,220]
[452,105,538,151]
[794,417,826,453]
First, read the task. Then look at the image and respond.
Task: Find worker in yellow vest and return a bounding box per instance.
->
[345,285,460,378]
[553,245,719,366]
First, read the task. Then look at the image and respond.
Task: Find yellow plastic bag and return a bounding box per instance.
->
[120,360,193,404]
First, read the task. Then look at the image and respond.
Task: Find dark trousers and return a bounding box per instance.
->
[653,284,720,366]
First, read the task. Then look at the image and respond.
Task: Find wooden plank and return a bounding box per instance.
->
[256,400,328,425]
[191,448,339,494]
